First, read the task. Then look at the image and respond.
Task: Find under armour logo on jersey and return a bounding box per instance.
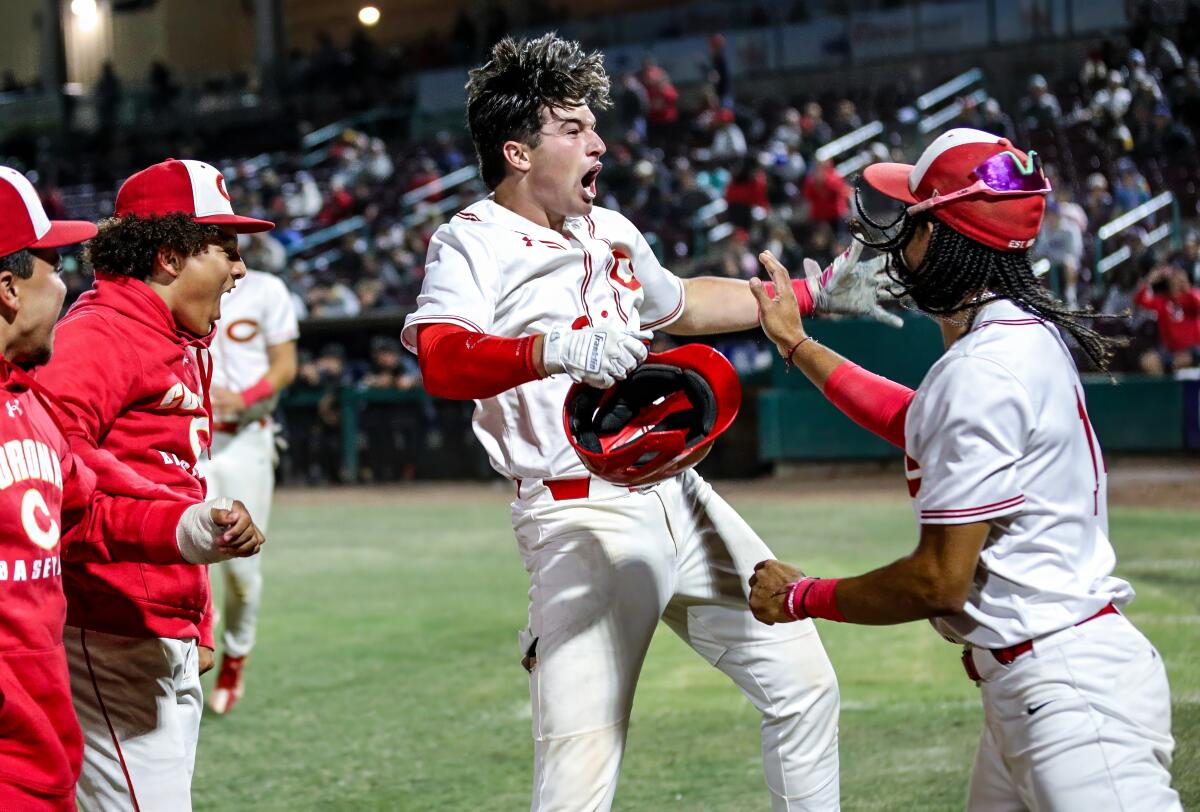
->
[5,400,21,418]
[522,236,534,247]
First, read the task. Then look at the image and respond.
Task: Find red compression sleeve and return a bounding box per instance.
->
[762,279,815,316]
[241,377,274,407]
[417,323,542,400]
[822,362,916,450]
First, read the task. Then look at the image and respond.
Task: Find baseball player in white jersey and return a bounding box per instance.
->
[750,128,1180,810]
[402,35,900,811]
[199,267,299,715]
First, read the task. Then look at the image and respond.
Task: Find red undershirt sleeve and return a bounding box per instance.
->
[417,323,543,400]
[821,362,916,450]
[762,279,816,316]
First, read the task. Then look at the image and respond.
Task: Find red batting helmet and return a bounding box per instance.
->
[563,344,742,487]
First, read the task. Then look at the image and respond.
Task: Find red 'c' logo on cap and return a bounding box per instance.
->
[215,174,231,202]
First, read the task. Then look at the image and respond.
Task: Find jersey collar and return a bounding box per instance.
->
[478,197,574,242]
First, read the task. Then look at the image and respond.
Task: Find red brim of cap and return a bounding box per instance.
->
[29,220,98,249]
[195,214,276,234]
[862,162,919,204]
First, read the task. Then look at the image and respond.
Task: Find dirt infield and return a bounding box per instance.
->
[277,456,1200,511]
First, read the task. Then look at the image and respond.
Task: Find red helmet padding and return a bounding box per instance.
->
[563,344,742,487]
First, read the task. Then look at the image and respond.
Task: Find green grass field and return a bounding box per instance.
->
[193,482,1199,811]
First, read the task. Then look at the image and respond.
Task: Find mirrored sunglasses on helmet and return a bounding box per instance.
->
[906,150,1052,216]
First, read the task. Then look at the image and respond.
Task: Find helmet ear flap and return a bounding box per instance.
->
[562,344,742,487]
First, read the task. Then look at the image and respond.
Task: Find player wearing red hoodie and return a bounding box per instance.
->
[0,165,264,811]
[37,159,274,811]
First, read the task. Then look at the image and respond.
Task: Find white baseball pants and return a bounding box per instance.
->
[513,469,841,812]
[64,627,202,812]
[198,423,276,657]
[965,611,1181,811]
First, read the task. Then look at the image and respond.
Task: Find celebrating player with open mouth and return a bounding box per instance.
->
[403,33,901,811]
[748,128,1181,811]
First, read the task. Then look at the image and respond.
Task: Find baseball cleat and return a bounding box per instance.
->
[208,654,247,715]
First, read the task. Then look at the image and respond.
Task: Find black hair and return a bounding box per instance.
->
[466,33,611,190]
[852,186,1122,371]
[0,249,34,280]
[84,213,227,281]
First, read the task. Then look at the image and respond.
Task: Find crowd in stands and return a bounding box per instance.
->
[14,8,1200,479]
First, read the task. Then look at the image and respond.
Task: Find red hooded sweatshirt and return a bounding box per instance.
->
[37,272,215,649]
[0,359,196,809]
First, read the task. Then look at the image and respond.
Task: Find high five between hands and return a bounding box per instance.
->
[543,241,899,390]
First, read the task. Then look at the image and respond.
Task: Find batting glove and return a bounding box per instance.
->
[805,241,904,328]
[542,324,648,389]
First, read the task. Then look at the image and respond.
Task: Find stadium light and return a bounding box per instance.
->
[358,6,381,26]
[70,0,100,31]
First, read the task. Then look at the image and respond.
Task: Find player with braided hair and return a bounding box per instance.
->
[853,192,1120,370]
[748,129,1180,810]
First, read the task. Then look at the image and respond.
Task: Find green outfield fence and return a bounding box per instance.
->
[279,317,1197,482]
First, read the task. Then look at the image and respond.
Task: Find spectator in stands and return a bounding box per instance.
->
[710,108,748,162]
[306,274,361,318]
[706,33,733,108]
[803,158,849,232]
[1019,74,1063,134]
[1172,230,1200,284]
[241,231,287,275]
[147,61,179,119]
[969,97,1016,143]
[640,57,679,146]
[95,62,122,137]
[613,69,650,141]
[769,107,803,152]
[1035,202,1085,307]
[723,158,769,229]
[1090,70,1135,153]
[358,336,426,482]
[1055,185,1089,235]
[362,336,420,391]
[800,102,833,152]
[832,100,863,136]
[1113,160,1152,214]
[1135,263,1200,374]
[1084,172,1115,227]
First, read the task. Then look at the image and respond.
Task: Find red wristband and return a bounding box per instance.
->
[783,578,845,622]
[762,279,816,317]
[240,378,275,407]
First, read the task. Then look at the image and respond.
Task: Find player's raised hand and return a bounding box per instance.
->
[748,559,805,625]
[805,242,904,328]
[750,250,806,352]
[542,324,649,389]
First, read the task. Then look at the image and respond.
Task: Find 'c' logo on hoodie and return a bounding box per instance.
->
[159,381,204,413]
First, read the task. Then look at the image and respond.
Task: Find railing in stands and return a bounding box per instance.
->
[401,165,479,208]
[814,121,884,165]
[916,68,984,112]
[1094,191,1178,275]
[285,215,367,258]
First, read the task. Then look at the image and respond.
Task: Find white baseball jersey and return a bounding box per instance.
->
[401,198,686,480]
[211,270,299,420]
[904,298,1133,649]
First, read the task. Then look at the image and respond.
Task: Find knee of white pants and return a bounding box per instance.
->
[717,630,841,804]
[531,722,626,812]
